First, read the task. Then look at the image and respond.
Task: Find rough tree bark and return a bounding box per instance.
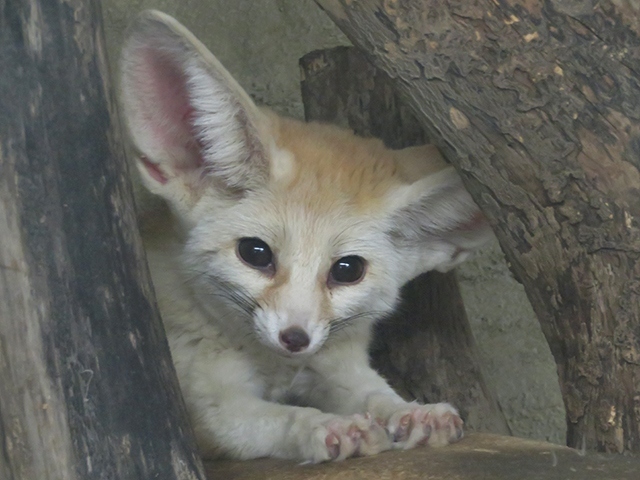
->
[299,46,510,435]
[315,0,640,454]
[0,1,204,478]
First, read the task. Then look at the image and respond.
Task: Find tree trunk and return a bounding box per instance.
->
[315,0,640,453]
[0,1,204,478]
[300,46,510,435]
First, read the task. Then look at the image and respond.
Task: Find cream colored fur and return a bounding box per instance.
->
[120,10,492,463]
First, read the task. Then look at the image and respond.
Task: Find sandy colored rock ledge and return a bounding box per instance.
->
[204,433,639,480]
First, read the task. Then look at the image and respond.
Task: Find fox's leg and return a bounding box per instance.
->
[179,339,390,462]
[305,338,464,449]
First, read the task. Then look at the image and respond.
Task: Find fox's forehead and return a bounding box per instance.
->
[236,191,383,256]
[268,114,403,212]
[192,182,386,270]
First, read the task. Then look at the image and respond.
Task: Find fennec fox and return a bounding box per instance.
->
[120,10,492,463]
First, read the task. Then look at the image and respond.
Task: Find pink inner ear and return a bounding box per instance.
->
[457,211,488,232]
[140,155,167,184]
[136,47,204,171]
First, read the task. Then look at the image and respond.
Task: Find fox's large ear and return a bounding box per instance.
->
[119,10,270,207]
[387,145,493,281]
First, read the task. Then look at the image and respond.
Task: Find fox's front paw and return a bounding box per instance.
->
[297,413,392,463]
[385,403,463,449]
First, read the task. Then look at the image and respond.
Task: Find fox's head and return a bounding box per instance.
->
[120,11,492,357]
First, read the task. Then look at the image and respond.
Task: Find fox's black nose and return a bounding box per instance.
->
[279,327,310,353]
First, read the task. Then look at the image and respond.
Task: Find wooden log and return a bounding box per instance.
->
[205,433,640,480]
[0,1,204,478]
[314,0,640,453]
[299,46,510,435]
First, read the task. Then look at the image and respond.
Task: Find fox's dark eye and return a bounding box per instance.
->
[237,237,274,272]
[329,256,366,285]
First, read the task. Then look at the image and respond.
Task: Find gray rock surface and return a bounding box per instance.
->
[458,243,566,444]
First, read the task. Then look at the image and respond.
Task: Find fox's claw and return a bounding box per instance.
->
[301,413,392,462]
[386,403,463,449]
